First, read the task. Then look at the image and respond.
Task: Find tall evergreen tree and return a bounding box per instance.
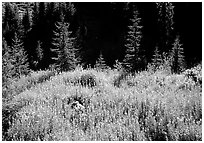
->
[2,32,29,82]
[2,38,14,99]
[64,2,76,21]
[46,2,57,24]
[11,32,30,77]
[51,14,78,71]
[170,35,185,73]
[156,2,174,53]
[2,38,13,83]
[33,40,44,69]
[22,2,39,70]
[123,7,143,72]
[22,5,31,35]
[74,27,84,65]
[32,2,39,27]
[3,3,20,46]
[38,2,52,69]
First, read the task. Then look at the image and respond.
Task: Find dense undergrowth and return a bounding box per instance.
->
[2,65,202,141]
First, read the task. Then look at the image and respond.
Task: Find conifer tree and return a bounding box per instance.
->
[152,46,162,70]
[74,27,84,66]
[11,32,30,77]
[123,7,143,72]
[2,38,13,83]
[51,14,77,71]
[22,5,31,35]
[20,4,32,55]
[113,59,123,71]
[2,38,14,99]
[95,51,107,70]
[32,2,39,27]
[3,33,29,82]
[64,2,76,21]
[156,2,174,53]
[3,2,20,46]
[33,40,44,69]
[46,2,57,24]
[170,35,185,73]
[38,2,53,69]
[22,2,39,70]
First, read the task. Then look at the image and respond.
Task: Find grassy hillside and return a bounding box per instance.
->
[2,66,202,141]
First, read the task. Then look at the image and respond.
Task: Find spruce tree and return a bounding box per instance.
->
[11,32,30,78]
[123,7,143,72]
[152,46,162,70]
[32,2,39,27]
[3,33,29,82]
[3,2,20,46]
[38,2,53,69]
[33,40,44,69]
[22,2,39,70]
[65,2,76,21]
[156,2,174,53]
[46,2,57,25]
[2,38,14,99]
[74,27,84,66]
[51,14,77,71]
[170,35,185,73]
[22,5,31,35]
[2,38,13,84]
[113,59,123,71]
[95,51,107,70]
[21,4,31,54]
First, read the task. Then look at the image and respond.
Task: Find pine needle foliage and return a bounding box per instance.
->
[2,38,13,84]
[170,35,186,73]
[156,2,174,52]
[3,2,20,46]
[31,2,39,26]
[95,51,107,70]
[152,46,163,70]
[11,33,30,78]
[51,14,77,71]
[33,40,44,69]
[123,7,143,72]
[113,59,123,71]
[2,33,29,97]
[22,5,31,35]
[156,2,174,36]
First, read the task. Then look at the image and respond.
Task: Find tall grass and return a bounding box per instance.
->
[2,67,202,141]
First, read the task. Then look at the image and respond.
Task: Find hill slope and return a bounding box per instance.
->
[2,67,202,141]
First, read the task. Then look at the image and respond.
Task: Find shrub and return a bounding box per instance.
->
[2,70,56,102]
[113,71,130,87]
[79,73,97,88]
[183,64,202,86]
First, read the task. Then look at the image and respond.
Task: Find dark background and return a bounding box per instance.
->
[73,2,202,67]
[3,2,202,70]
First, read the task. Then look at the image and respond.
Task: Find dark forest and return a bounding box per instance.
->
[2,2,202,72]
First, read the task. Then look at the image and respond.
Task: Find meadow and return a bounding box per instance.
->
[2,65,202,141]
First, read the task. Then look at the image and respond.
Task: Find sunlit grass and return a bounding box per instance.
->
[2,67,202,141]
